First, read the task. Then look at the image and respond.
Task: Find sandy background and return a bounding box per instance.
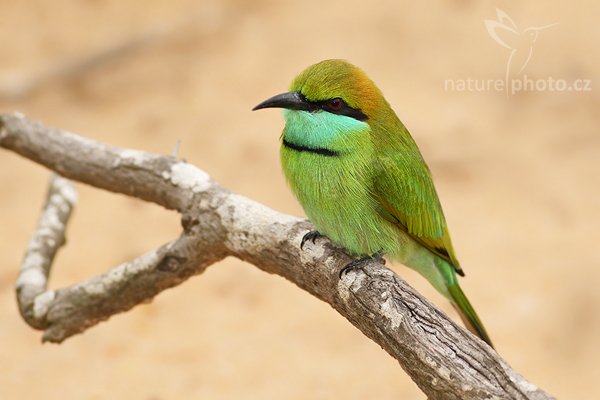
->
[1,1,598,399]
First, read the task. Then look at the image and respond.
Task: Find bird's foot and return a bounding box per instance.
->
[301,230,322,250]
[339,250,386,278]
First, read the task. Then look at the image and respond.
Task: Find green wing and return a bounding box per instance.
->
[373,148,464,275]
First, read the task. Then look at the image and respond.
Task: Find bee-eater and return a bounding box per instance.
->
[253,59,493,347]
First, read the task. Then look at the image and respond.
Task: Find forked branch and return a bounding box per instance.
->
[0,113,554,400]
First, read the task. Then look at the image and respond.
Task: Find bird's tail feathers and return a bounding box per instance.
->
[448,282,494,348]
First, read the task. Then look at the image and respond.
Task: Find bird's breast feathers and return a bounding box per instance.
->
[280,111,405,255]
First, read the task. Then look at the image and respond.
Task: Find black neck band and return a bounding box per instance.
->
[283,138,340,157]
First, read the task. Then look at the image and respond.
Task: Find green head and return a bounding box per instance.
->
[253,59,388,122]
[253,60,396,151]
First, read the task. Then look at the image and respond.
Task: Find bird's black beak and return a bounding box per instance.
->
[252,92,314,112]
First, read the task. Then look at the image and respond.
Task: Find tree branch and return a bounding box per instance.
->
[16,174,76,329]
[0,113,554,400]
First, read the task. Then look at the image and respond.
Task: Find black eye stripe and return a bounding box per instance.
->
[298,93,368,121]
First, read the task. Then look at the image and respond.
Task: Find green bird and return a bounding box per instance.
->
[253,59,493,347]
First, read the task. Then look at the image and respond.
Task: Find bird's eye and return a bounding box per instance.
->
[328,98,343,112]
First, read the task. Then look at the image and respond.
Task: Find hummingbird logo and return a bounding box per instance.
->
[485,9,559,91]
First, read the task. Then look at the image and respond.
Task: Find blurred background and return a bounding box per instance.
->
[1,1,598,399]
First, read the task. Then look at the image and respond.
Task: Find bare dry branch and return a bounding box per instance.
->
[0,113,554,400]
[16,174,76,329]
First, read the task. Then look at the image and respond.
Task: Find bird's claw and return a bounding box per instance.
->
[339,251,385,278]
[300,230,322,250]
